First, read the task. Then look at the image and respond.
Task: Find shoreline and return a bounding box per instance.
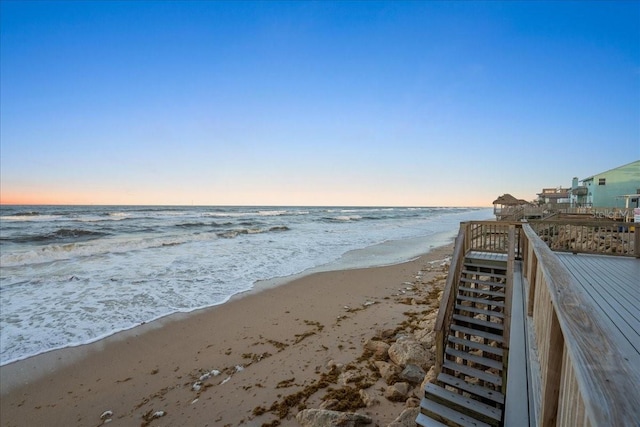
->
[0,243,454,426]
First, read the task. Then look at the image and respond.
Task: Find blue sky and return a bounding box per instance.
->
[1,1,638,206]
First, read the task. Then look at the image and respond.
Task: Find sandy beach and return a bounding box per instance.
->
[0,244,453,427]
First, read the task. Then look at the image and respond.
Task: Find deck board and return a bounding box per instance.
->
[555,253,640,359]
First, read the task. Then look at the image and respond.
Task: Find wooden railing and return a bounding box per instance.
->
[433,225,467,374]
[521,224,639,426]
[528,220,638,257]
[464,221,524,259]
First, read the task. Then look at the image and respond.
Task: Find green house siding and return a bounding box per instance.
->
[582,160,640,208]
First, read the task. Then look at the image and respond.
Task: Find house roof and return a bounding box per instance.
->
[581,160,640,182]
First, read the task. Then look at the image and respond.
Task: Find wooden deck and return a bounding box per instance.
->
[555,253,640,362]
[420,222,640,427]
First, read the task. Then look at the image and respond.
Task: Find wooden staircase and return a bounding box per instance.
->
[418,253,508,427]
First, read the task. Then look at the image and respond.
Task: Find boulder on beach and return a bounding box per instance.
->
[388,337,429,368]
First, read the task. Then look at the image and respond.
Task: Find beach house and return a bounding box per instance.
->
[578,160,640,208]
[536,187,571,209]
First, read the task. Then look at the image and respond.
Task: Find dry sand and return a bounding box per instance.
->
[0,244,453,427]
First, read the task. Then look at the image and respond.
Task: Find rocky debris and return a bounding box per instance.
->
[290,261,449,427]
[364,338,390,360]
[420,366,437,390]
[405,397,420,408]
[388,407,421,427]
[374,361,402,385]
[359,389,379,407]
[400,364,426,385]
[338,370,362,386]
[388,337,429,369]
[296,409,373,426]
[384,382,411,402]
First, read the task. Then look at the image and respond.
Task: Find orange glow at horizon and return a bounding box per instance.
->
[0,188,494,207]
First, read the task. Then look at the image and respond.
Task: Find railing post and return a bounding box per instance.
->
[635,226,640,258]
[502,225,515,396]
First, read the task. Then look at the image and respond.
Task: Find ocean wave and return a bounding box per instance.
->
[0,225,292,267]
[10,211,41,216]
[4,228,109,245]
[216,225,290,239]
[0,214,64,222]
[323,215,363,222]
[175,221,221,228]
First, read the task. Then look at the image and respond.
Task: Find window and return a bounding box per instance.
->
[598,178,606,185]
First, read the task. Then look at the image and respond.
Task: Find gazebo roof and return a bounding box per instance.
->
[492,193,529,206]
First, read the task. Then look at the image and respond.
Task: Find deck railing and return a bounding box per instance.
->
[528,219,638,257]
[521,224,638,426]
[464,220,524,259]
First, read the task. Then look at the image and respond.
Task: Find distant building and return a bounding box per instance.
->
[579,160,640,208]
[537,187,571,208]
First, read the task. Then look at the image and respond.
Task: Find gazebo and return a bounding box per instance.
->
[492,194,531,220]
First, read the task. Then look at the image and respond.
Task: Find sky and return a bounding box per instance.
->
[1,1,638,207]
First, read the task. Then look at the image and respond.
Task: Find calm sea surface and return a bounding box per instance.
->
[0,205,491,365]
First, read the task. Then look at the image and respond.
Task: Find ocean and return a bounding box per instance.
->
[0,205,492,365]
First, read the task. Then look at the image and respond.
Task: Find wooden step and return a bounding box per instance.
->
[459,286,505,299]
[445,347,503,370]
[424,383,502,424]
[455,304,504,319]
[457,295,505,308]
[443,360,503,387]
[462,269,507,279]
[450,324,504,343]
[464,260,507,270]
[416,412,450,427]
[438,373,505,404]
[420,397,492,427]
[447,336,504,357]
[453,314,504,331]
[460,277,506,288]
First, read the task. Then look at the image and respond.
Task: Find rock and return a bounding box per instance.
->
[388,338,429,368]
[327,360,344,372]
[374,361,402,385]
[359,389,379,408]
[384,382,411,402]
[377,329,396,340]
[420,365,437,391]
[338,370,361,386]
[387,407,420,427]
[405,397,420,408]
[365,339,390,360]
[296,409,373,426]
[400,364,426,384]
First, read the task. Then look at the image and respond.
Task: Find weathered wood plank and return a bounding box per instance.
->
[424,383,502,423]
[556,253,640,356]
[504,261,531,427]
[420,397,492,427]
[438,373,505,404]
